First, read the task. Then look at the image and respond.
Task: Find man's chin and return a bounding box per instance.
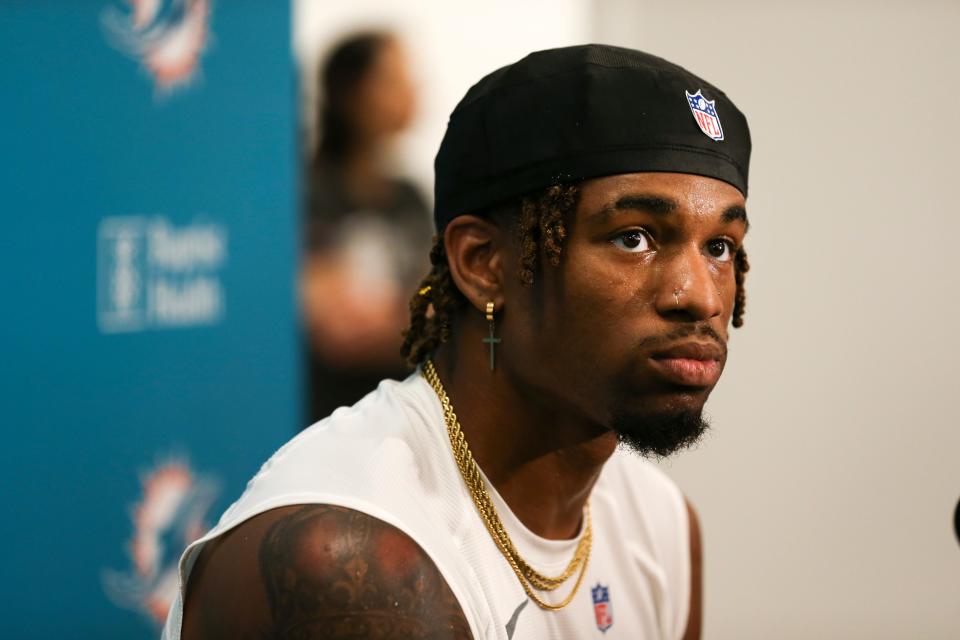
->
[611,407,709,458]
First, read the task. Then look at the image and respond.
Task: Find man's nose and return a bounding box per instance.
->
[654,245,724,322]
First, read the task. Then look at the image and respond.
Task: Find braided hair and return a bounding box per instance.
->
[401,184,748,366]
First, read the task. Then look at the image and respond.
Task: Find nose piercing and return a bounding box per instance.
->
[673,289,682,306]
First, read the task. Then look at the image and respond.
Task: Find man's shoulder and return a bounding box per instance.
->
[180,504,473,639]
[300,373,427,440]
[204,373,445,557]
[171,376,475,638]
[250,374,431,486]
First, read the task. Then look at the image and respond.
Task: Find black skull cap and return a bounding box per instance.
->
[434,44,751,230]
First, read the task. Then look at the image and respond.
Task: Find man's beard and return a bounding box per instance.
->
[607,323,722,457]
[611,406,709,458]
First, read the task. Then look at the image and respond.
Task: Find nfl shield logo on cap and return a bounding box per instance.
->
[686,89,725,141]
[591,583,613,632]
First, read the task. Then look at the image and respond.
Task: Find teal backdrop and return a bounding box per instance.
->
[0,1,300,637]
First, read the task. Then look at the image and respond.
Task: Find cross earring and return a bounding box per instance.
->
[482,301,501,371]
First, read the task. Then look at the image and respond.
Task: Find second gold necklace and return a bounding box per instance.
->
[422,359,592,611]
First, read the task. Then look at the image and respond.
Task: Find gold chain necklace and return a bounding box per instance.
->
[422,359,591,611]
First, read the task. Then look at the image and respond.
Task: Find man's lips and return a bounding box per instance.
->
[648,341,724,388]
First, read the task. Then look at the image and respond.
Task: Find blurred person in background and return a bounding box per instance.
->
[301,31,432,424]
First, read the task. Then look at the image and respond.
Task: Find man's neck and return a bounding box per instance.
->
[432,342,618,541]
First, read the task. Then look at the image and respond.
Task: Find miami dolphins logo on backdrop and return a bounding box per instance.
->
[102,459,219,625]
[102,0,212,93]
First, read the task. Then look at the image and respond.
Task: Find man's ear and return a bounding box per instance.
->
[443,215,506,314]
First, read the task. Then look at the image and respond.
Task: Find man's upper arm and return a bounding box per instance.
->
[181,504,473,640]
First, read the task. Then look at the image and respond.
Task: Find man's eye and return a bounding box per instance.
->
[706,239,734,262]
[612,230,651,253]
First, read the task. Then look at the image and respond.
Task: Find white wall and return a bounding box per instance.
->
[593,0,960,637]
[293,0,592,198]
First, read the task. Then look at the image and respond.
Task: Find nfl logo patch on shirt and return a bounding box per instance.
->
[686,89,724,141]
[591,583,613,632]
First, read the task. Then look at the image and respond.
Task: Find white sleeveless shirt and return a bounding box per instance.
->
[162,372,691,640]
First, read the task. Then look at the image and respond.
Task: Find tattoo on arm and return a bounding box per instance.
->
[258,505,473,640]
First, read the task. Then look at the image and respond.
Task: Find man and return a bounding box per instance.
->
[164,44,751,639]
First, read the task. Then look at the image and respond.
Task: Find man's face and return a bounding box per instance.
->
[501,172,748,456]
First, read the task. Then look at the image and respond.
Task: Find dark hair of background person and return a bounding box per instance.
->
[315,30,391,164]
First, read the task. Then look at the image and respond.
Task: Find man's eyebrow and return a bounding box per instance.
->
[593,194,678,221]
[592,194,749,231]
[722,205,750,231]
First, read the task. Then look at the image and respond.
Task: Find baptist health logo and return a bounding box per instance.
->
[97,216,227,333]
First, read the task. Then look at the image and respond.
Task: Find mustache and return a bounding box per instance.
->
[636,324,728,359]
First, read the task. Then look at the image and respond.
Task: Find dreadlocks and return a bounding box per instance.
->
[401,184,748,366]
